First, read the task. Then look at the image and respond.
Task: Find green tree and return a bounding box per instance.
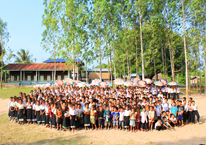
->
[0,18,9,89]
[13,49,36,63]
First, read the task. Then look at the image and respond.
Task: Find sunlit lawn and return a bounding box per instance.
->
[0,87,32,99]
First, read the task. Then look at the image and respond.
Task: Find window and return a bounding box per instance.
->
[57,75,61,80]
[11,75,14,81]
[47,75,51,81]
[64,75,67,79]
[40,75,44,81]
[34,76,37,81]
[27,75,31,81]
[17,76,19,81]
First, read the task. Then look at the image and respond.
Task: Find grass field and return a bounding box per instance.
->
[0,87,32,99]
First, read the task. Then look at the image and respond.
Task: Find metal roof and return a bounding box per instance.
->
[44,58,81,63]
[87,68,111,72]
[3,63,72,71]
[122,73,146,77]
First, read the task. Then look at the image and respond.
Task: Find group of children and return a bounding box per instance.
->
[8,84,200,132]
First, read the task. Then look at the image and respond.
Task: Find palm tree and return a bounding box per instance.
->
[14,49,36,63]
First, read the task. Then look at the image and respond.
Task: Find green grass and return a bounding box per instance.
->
[0,113,89,144]
[0,87,32,99]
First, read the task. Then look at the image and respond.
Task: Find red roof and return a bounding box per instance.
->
[3,63,72,71]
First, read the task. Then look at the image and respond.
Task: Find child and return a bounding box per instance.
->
[98,106,104,129]
[155,119,162,131]
[63,107,70,131]
[90,105,97,130]
[14,98,19,123]
[45,103,50,127]
[129,108,136,132]
[148,106,155,130]
[192,101,200,124]
[57,106,63,131]
[178,107,184,127]
[170,114,177,127]
[162,117,173,129]
[70,105,77,132]
[84,103,90,130]
[35,101,41,125]
[40,100,46,125]
[135,107,141,132]
[124,105,131,132]
[26,99,32,124]
[32,100,37,124]
[110,106,114,129]
[76,104,83,129]
[113,107,119,130]
[119,107,125,130]
[8,97,12,120]
[9,97,15,122]
[18,99,25,125]
[49,103,54,128]
[52,103,57,128]
[104,106,111,130]
[140,107,148,131]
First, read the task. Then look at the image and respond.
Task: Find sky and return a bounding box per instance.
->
[0,0,49,62]
[0,0,102,68]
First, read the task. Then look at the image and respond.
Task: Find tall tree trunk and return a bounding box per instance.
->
[189,61,191,96]
[181,0,188,98]
[164,45,167,78]
[97,22,102,81]
[77,54,79,81]
[83,41,88,83]
[0,35,3,89]
[85,60,88,83]
[127,46,129,80]
[168,26,175,81]
[107,54,110,81]
[135,28,138,77]
[195,53,198,93]
[123,59,125,81]
[119,61,122,79]
[110,52,113,82]
[161,42,165,78]
[53,33,56,82]
[72,32,75,81]
[154,57,157,81]
[139,0,144,80]
[135,36,138,77]
[111,0,116,80]
[199,61,201,95]
[202,24,206,97]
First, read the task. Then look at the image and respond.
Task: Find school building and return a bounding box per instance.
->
[3,59,83,86]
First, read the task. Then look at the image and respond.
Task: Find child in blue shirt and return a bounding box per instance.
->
[178,107,184,127]
[112,107,119,130]
[104,106,111,130]
[110,106,115,128]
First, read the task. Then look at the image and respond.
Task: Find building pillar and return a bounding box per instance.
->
[20,71,22,81]
[23,71,25,81]
[36,71,38,82]
[52,71,54,81]
[4,71,6,82]
[8,71,10,82]
[38,71,40,81]
[68,70,70,78]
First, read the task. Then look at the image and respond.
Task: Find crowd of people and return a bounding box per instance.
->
[8,84,200,132]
